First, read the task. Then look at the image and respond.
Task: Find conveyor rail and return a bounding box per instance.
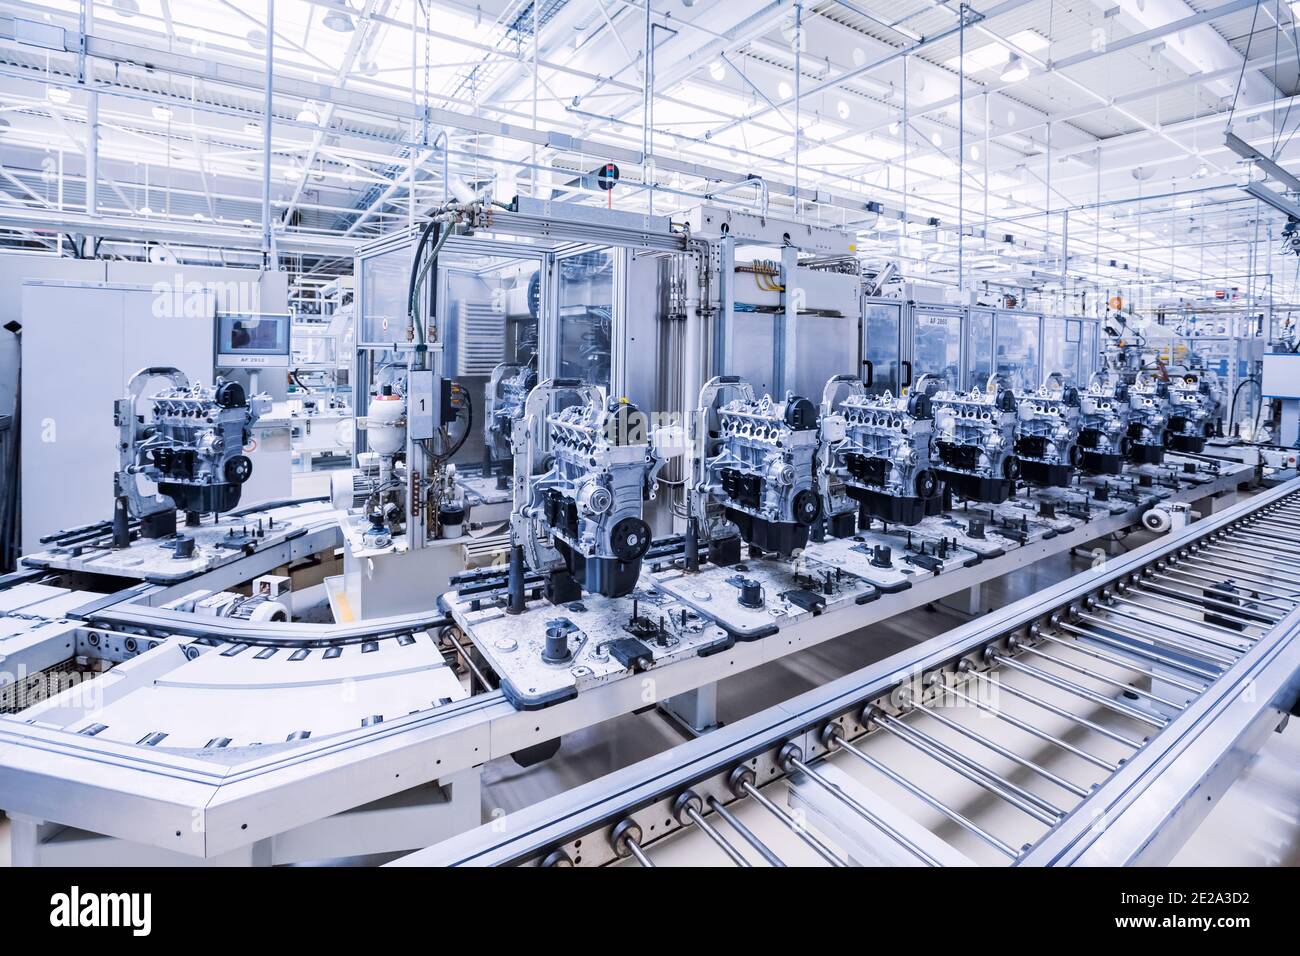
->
[400,481,1300,867]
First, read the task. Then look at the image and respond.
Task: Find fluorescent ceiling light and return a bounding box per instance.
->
[944,43,1009,71]
[1007,30,1050,53]
[946,32,1047,74]
[798,143,849,166]
[842,134,903,161]
[910,154,958,178]
[677,82,752,118]
[803,119,843,141]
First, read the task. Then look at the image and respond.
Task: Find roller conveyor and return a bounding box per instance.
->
[0,461,1261,862]
[400,479,1300,867]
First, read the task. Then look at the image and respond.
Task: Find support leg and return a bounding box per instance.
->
[939,581,983,616]
[660,682,720,735]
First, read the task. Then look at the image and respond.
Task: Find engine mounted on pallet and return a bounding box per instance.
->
[1165,371,1223,453]
[511,380,663,600]
[695,376,822,560]
[1075,373,1132,475]
[1012,376,1081,487]
[926,375,1020,503]
[1125,373,1169,465]
[818,373,942,530]
[112,366,269,543]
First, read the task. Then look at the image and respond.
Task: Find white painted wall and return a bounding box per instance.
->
[20,282,218,552]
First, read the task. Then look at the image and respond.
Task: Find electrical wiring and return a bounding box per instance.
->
[422,384,474,464]
[1228,377,1260,435]
[406,216,454,348]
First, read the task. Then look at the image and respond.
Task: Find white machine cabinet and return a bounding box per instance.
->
[19,281,215,553]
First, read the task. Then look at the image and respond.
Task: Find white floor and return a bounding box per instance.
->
[1172,717,1300,866]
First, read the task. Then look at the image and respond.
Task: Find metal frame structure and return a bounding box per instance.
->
[2,1,1295,314]
[352,199,684,452]
[0,185,1275,866]
[864,298,1104,395]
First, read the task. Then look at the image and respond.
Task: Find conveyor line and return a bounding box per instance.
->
[0,463,1263,862]
[401,481,1300,868]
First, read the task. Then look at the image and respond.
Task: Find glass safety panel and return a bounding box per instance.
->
[995,312,1041,391]
[912,307,964,391]
[556,248,614,392]
[358,243,413,348]
[862,299,903,395]
[1080,321,1100,384]
[967,309,994,390]
[418,247,546,470]
[1041,317,1082,385]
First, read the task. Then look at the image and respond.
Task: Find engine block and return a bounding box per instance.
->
[1076,375,1131,475]
[927,378,1020,503]
[697,377,822,557]
[1125,374,1169,464]
[1013,380,1081,487]
[1165,371,1223,453]
[484,362,537,472]
[513,383,662,600]
[116,371,269,521]
[819,374,941,529]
